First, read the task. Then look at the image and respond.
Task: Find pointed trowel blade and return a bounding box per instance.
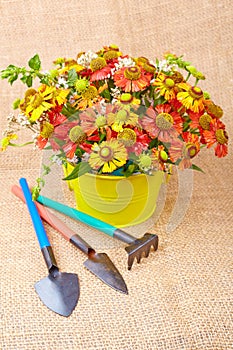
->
[84,253,128,294]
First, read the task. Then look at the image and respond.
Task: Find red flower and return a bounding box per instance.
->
[37,105,67,150]
[114,66,152,92]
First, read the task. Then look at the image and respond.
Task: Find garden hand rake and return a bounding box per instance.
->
[37,195,158,270]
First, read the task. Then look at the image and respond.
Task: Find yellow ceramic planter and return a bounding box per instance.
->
[63,163,164,227]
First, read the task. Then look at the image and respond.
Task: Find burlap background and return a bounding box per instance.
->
[0,1,232,349]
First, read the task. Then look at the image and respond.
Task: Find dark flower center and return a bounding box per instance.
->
[189,86,203,100]
[90,57,107,72]
[215,129,228,144]
[124,66,141,80]
[99,146,114,161]
[156,112,174,130]
[69,126,86,144]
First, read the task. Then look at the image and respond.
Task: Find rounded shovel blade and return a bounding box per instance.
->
[35,271,80,317]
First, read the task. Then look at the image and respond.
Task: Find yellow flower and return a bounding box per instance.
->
[1,133,17,151]
[88,139,127,173]
[153,73,178,100]
[58,59,84,75]
[177,83,204,113]
[25,85,56,122]
[52,88,70,105]
[72,85,99,110]
[107,106,139,132]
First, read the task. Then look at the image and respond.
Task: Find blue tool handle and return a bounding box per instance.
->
[37,194,116,237]
[19,178,51,248]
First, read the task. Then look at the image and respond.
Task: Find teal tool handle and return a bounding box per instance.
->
[19,178,51,249]
[37,195,116,237]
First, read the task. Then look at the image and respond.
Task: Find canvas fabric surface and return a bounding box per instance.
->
[0,0,232,349]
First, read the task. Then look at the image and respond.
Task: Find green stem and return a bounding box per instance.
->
[8,141,34,147]
[185,72,191,81]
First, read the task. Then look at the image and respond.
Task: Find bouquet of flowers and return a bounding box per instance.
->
[1,45,228,197]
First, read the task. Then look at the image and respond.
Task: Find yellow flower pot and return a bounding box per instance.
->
[63,163,164,227]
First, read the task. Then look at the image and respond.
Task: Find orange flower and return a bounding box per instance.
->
[89,57,112,82]
[80,104,108,136]
[114,66,152,92]
[141,104,183,142]
[169,132,200,170]
[203,119,228,157]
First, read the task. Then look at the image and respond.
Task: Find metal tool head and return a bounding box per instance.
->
[35,269,80,317]
[125,233,158,270]
[84,251,128,294]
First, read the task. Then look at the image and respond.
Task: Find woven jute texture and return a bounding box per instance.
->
[0,0,232,349]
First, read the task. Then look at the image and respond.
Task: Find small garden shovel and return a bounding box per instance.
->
[12,185,128,294]
[19,178,80,317]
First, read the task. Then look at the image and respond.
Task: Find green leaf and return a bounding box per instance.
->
[1,69,12,79]
[144,98,151,108]
[8,73,19,85]
[153,95,165,106]
[62,162,91,180]
[12,98,21,109]
[100,88,111,101]
[123,163,138,177]
[39,75,50,85]
[191,164,205,173]
[42,164,51,176]
[67,68,77,86]
[26,75,33,87]
[61,104,80,120]
[28,54,41,70]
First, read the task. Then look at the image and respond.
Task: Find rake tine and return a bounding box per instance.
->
[127,254,135,271]
[124,233,159,270]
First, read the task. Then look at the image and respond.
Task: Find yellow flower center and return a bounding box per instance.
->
[95,115,107,128]
[139,154,152,168]
[109,44,119,50]
[199,113,212,130]
[40,122,54,138]
[215,129,228,144]
[120,93,133,104]
[117,128,137,147]
[164,77,175,88]
[69,126,86,144]
[185,144,198,158]
[137,57,149,65]
[116,109,128,122]
[90,57,107,72]
[99,146,114,161]
[143,63,155,74]
[189,86,203,100]
[124,66,141,80]
[24,88,37,99]
[159,150,168,162]
[81,86,98,100]
[30,93,44,109]
[75,79,89,92]
[171,71,183,83]
[103,50,119,61]
[156,113,174,130]
[207,103,223,119]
